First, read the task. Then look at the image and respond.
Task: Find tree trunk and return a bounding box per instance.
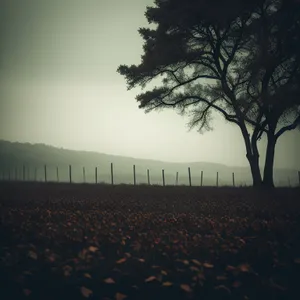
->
[262,134,276,188]
[240,125,263,188]
[247,153,262,187]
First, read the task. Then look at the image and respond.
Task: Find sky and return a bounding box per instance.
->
[0,0,299,170]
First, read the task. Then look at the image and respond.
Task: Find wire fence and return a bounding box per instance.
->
[0,164,299,187]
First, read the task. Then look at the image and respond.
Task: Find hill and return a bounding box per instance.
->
[0,140,298,186]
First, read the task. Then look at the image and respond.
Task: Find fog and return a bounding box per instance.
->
[0,0,299,169]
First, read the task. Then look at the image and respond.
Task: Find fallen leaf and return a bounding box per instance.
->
[226,265,236,271]
[180,284,192,293]
[191,259,202,266]
[88,246,98,252]
[84,273,92,279]
[203,263,214,268]
[238,264,250,272]
[145,276,156,282]
[115,292,127,300]
[80,286,93,298]
[48,254,56,262]
[138,258,145,263]
[116,258,126,264]
[161,270,167,275]
[239,239,246,245]
[162,281,173,286]
[214,285,231,294]
[151,265,160,269]
[182,260,189,265]
[104,277,115,284]
[28,250,37,260]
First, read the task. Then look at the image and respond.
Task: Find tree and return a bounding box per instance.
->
[117,0,300,188]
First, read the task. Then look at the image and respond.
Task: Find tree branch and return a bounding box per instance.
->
[275,115,300,139]
[158,95,240,125]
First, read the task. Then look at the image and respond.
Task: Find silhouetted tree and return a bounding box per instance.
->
[117,0,300,188]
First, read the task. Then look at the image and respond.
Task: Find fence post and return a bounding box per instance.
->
[111,163,114,185]
[44,165,47,182]
[83,167,86,183]
[176,172,178,186]
[133,165,136,185]
[216,172,219,187]
[200,171,203,187]
[188,167,192,187]
[69,165,72,183]
[95,167,97,184]
[232,172,235,187]
[162,169,165,186]
[147,169,150,185]
[56,166,59,182]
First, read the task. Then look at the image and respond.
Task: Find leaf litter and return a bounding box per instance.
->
[1,184,300,299]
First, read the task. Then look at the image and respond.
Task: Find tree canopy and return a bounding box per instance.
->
[117,0,300,188]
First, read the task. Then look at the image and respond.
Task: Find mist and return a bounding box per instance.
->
[0,0,299,170]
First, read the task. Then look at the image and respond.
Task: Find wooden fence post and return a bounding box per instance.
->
[83,167,86,183]
[44,165,47,182]
[176,172,178,186]
[232,172,235,187]
[111,163,114,185]
[133,165,136,185]
[95,167,97,184]
[162,169,165,186]
[56,166,59,182]
[188,167,192,187]
[147,169,150,185]
[216,172,219,187]
[69,165,72,183]
[200,171,203,187]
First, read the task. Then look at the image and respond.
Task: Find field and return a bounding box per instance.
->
[1,183,300,300]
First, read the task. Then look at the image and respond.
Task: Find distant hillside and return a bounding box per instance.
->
[0,140,298,186]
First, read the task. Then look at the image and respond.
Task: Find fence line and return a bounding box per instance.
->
[0,164,299,187]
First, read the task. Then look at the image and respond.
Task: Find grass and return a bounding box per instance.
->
[0,182,300,300]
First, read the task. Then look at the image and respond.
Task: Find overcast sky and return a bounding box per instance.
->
[0,0,299,169]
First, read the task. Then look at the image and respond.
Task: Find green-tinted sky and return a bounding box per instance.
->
[0,0,299,169]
